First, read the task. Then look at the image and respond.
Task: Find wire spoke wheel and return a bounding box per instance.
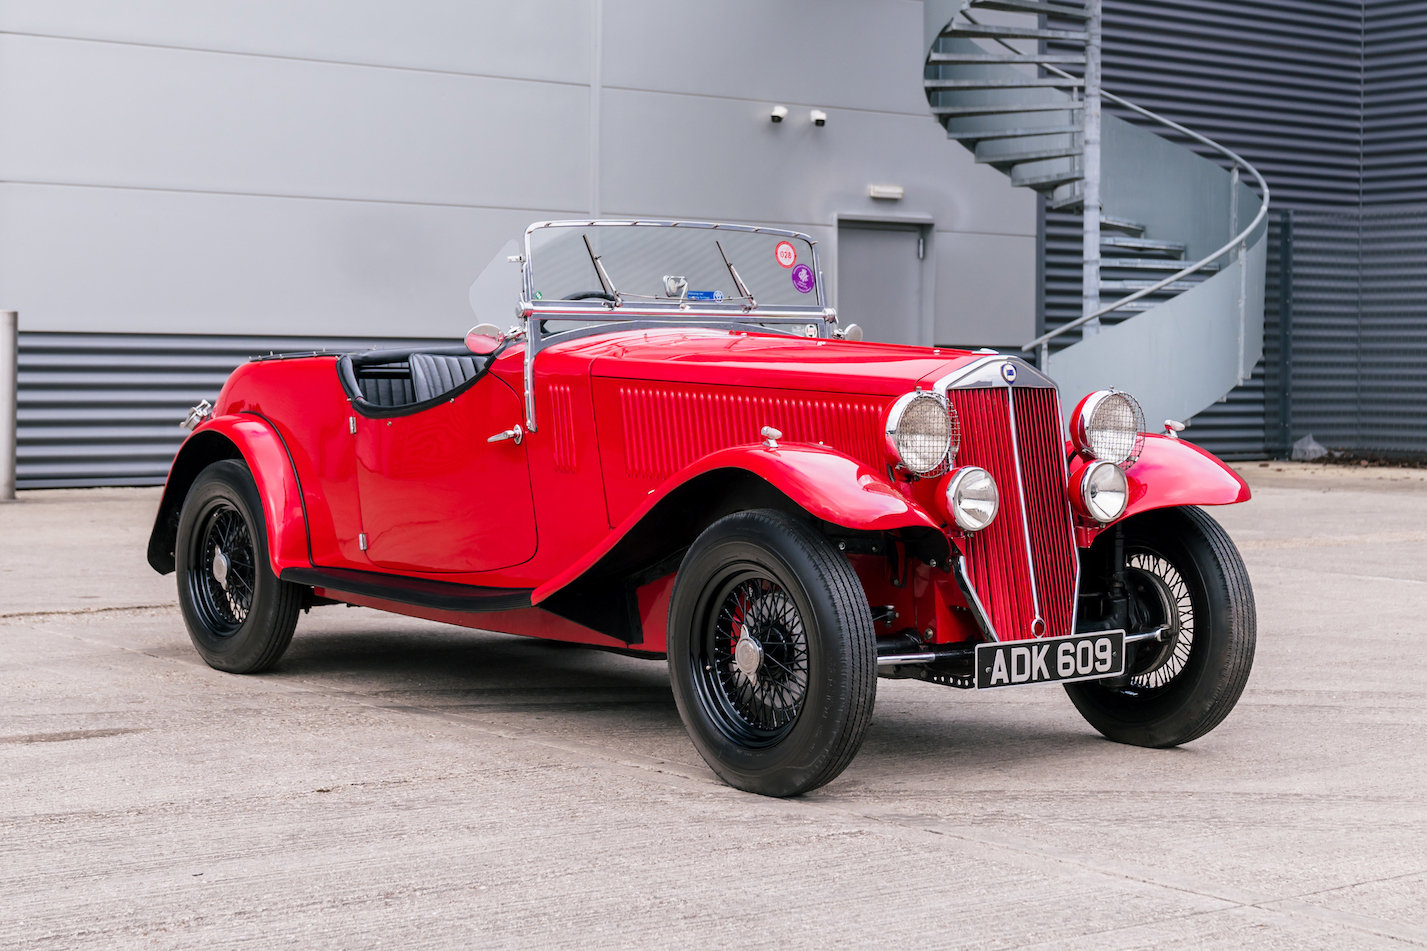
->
[186,500,257,636]
[697,569,811,747]
[1064,506,1255,749]
[1118,552,1195,695]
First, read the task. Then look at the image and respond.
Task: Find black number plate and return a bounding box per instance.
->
[974,631,1125,690]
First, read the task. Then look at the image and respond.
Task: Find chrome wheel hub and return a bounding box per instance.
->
[212,548,230,590]
[733,633,764,683]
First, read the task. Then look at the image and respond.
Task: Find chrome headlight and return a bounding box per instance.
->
[885,391,958,476]
[1078,460,1129,523]
[944,466,999,532]
[1071,389,1145,467]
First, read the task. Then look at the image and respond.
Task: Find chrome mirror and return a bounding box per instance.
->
[465,323,505,355]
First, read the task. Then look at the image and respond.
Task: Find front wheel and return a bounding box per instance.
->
[1066,505,1256,747]
[667,510,877,797]
[176,459,302,673]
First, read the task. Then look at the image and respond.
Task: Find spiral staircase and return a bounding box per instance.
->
[923,0,1269,429]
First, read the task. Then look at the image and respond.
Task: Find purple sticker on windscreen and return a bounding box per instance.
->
[791,263,816,294]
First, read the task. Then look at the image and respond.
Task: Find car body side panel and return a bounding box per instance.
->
[531,444,943,606]
[218,357,365,569]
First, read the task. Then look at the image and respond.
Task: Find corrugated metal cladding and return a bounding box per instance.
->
[16,333,448,488]
[1046,0,1427,457]
[1286,207,1427,453]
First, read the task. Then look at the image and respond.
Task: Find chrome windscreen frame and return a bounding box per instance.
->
[516,220,835,432]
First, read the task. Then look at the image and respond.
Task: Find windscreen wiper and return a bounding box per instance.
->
[716,240,757,310]
[582,233,620,303]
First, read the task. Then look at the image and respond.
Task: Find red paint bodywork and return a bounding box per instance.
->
[154,327,1250,651]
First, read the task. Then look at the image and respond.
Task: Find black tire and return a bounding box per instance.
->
[1065,505,1255,747]
[175,459,302,673]
[667,510,877,797]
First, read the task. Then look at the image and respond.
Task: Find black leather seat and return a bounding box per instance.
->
[357,374,415,407]
[411,353,484,402]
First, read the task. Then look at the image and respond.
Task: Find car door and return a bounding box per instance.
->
[354,370,536,573]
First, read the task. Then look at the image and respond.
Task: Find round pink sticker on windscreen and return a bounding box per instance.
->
[775,241,797,268]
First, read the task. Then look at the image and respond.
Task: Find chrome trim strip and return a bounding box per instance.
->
[876,652,939,666]
[1004,386,1045,635]
[951,553,999,642]
[933,354,1056,394]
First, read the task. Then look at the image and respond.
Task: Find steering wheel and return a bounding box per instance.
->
[562,290,617,301]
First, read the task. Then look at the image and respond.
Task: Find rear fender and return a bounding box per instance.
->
[531,444,946,640]
[146,414,309,576]
[1070,433,1249,538]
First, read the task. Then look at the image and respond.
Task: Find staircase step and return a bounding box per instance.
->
[1100,216,1146,236]
[1100,280,1203,293]
[933,102,1083,118]
[924,77,1083,90]
[1013,166,1084,189]
[943,23,1088,42]
[1100,258,1221,273]
[977,145,1082,165]
[946,124,1082,141]
[1101,236,1186,257]
[970,0,1093,18]
[927,53,1087,65]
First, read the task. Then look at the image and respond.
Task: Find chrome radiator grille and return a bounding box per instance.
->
[949,385,1078,641]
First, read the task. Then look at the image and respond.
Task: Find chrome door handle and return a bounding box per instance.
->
[487,424,524,445]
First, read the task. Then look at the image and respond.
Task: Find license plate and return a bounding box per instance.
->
[974,631,1125,690]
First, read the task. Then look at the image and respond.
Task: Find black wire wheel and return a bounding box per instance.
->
[188,500,256,636]
[1066,506,1256,748]
[697,573,811,747]
[668,510,876,797]
[176,460,302,674]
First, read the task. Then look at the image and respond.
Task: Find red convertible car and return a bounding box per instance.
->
[148,220,1255,797]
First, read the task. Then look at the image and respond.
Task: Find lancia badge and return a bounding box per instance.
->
[1000,362,1018,384]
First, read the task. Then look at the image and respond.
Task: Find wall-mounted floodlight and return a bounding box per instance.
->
[811,109,827,127]
[869,184,905,200]
[770,105,788,123]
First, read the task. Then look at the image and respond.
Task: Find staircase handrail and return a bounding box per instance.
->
[1021,89,1270,362]
[941,10,1271,363]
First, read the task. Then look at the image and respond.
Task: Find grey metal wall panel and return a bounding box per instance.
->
[15,332,450,488]
[0,0,593,86]
[599,87,1035,237]
[602,0,929,115]
[0,183,546,337]
[0,34,591,210]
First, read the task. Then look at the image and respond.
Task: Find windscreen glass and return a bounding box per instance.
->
[527,224,820,308]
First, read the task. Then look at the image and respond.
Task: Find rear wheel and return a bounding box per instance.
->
[1066,506,1255,747]
[176,460,302,673]
[667,510,877,797]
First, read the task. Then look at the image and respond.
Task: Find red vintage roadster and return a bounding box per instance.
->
[148,220,1255,797]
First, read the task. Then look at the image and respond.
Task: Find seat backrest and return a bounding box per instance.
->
[358,374,416,407]
[411,352,485,402]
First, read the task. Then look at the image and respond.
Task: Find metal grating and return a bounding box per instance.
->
[16,332,451,488]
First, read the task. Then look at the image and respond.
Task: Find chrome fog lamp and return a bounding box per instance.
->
[1079,460,1129,523]
[944,466,999,532]
[885,391,958,476]
[1072,389,1146,467]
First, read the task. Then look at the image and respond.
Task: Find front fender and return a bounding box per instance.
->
[532,443,940,606]
[1070,433,1249,533]
[146,414,309,576]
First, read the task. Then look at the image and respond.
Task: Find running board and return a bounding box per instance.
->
[281,566,532,613]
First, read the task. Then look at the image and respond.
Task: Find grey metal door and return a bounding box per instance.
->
[837,223,923,345]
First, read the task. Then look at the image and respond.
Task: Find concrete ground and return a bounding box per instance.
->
[2,463,1425,949]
